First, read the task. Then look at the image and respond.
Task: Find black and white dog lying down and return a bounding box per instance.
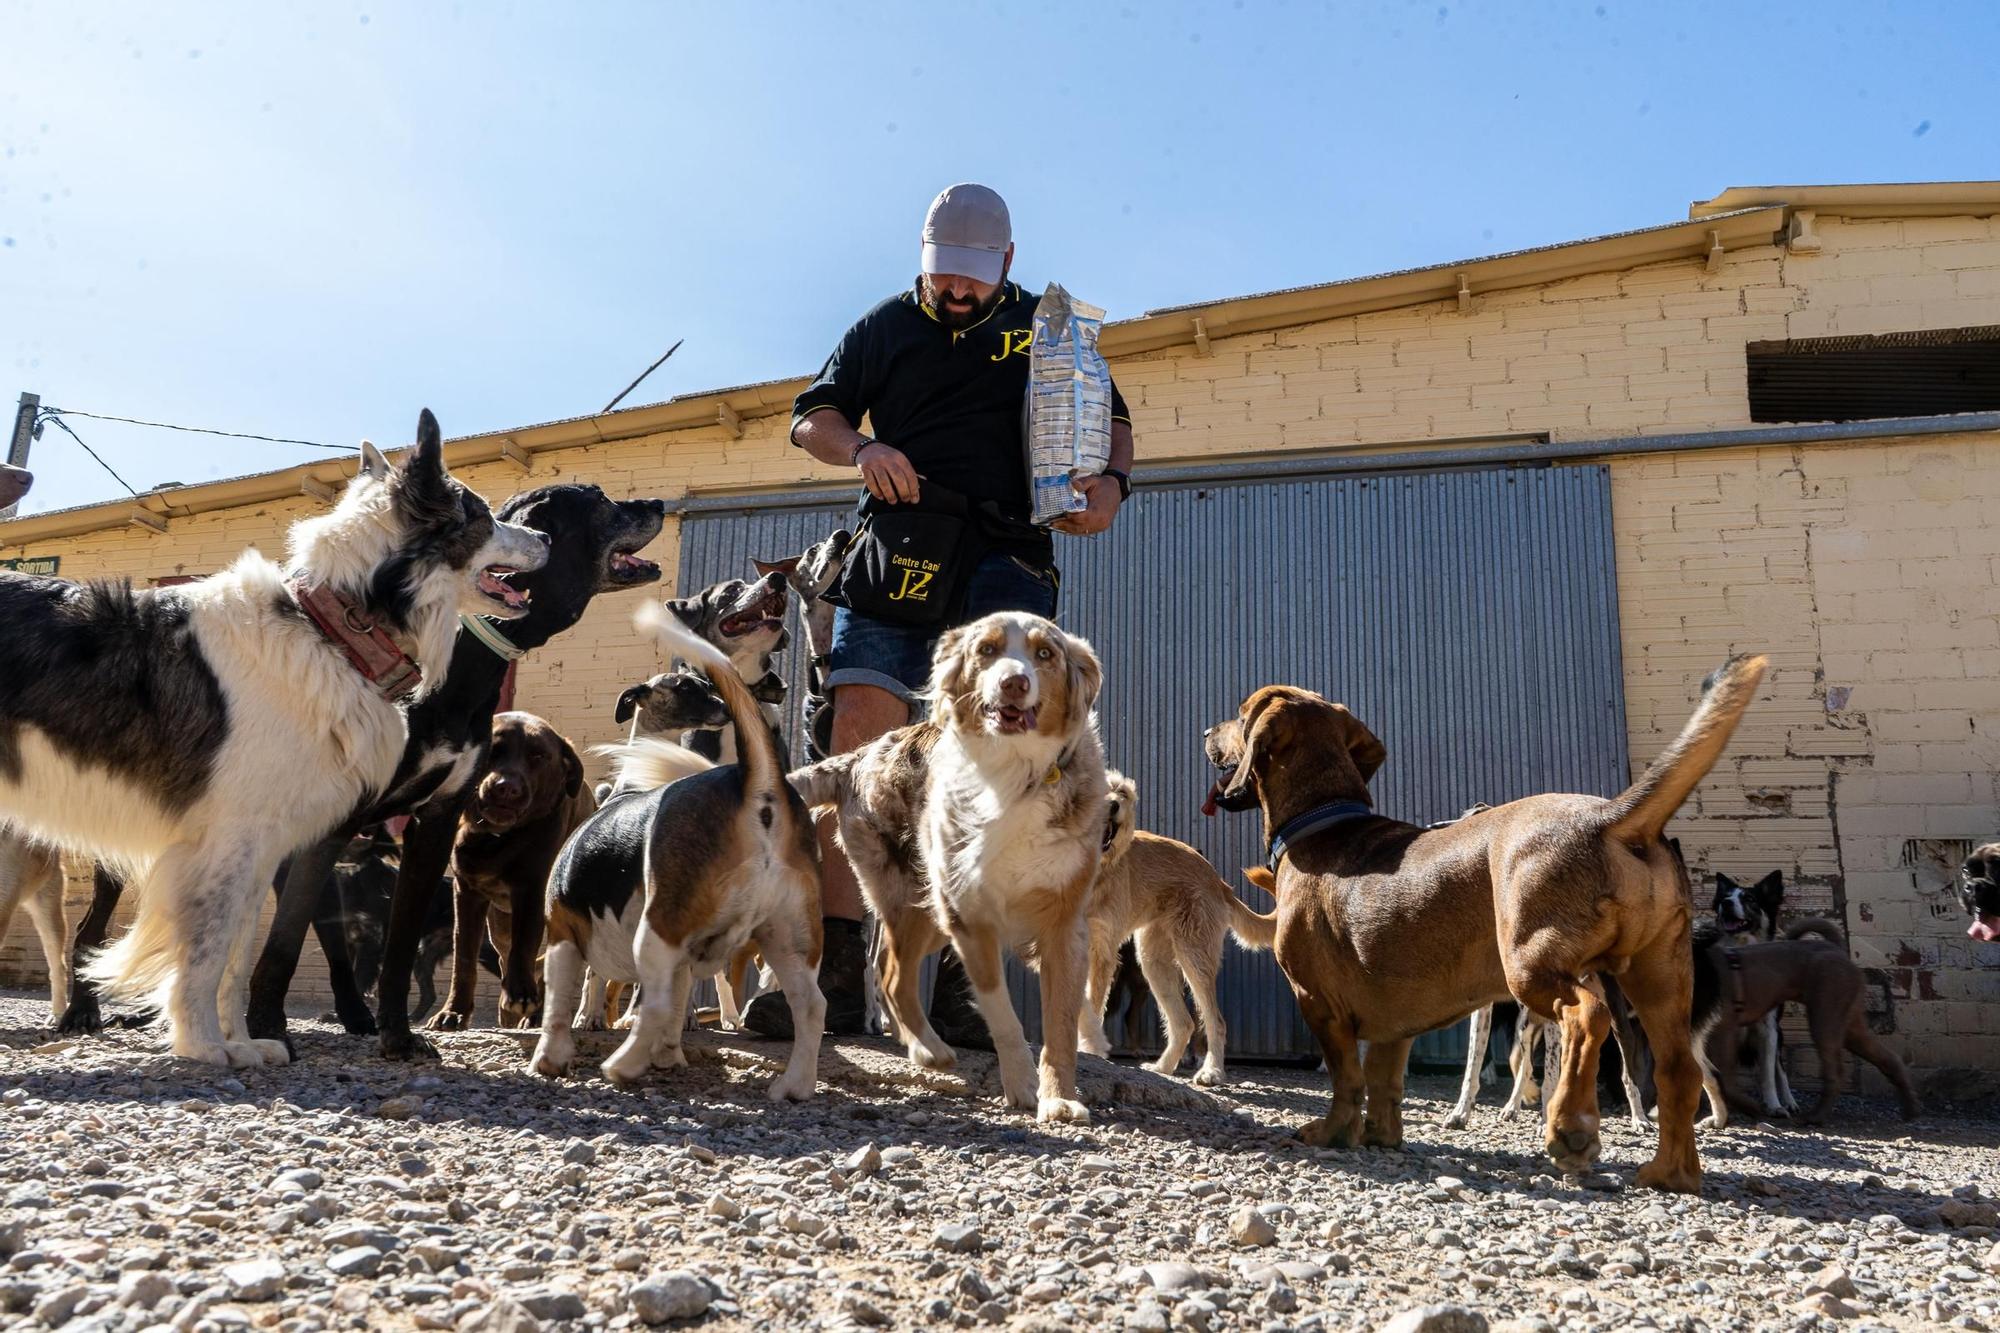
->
[0,411,547,1067]
[57,475,668,1058]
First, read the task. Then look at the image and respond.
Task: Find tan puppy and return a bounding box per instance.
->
[0,831,69,1025]
[1078,771,1276,1086]
[791,611,1106,1123]
[1210,655,1767,1195]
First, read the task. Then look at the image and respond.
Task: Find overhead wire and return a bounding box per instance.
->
[36,410,140,497]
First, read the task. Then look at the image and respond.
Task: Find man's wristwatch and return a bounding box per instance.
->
[1101,468,1131,502]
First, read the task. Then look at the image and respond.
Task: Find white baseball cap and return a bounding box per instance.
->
[921,183,1011,285]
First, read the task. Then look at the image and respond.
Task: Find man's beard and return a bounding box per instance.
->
[920,275,1005,330]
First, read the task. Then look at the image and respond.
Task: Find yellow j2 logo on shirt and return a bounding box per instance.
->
[990,329,1032,362]
[889,567,934,601]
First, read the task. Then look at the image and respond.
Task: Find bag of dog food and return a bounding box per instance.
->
[1024,282,1114,525]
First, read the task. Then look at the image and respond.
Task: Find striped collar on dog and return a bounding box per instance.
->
[1267,800,1375,870]
[459,613,525,663]
[287,579,423,701]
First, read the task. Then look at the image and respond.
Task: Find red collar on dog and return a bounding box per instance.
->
[286,578,423,701]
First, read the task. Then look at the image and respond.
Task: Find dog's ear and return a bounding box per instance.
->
[1715,872,1739,894]
[1327,704,1387,783]
[358,439,392,481]
[614,683,651,725]
[404,409,446,482]
[1754,870,1785,898]
[929,622,976,710]
[663,595,703,629]
[1062,631,1104,718]
[1220,691,1285,807]
[751,556,801,578]
[392,409,455,519]
[560,740,584,799]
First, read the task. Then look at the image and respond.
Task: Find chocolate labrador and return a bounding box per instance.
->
[431,712,595,1029]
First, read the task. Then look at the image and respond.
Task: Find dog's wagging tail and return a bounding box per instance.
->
[1602,653,1767,847]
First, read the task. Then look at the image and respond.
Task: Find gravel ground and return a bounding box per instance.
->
[1,991,1997,1333]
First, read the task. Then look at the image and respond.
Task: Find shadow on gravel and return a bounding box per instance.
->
[3,995,1988,1232]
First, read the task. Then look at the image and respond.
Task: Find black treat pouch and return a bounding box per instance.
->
[829,484,977,627]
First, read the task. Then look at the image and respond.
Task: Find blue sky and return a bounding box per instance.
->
[4,1,1994,515]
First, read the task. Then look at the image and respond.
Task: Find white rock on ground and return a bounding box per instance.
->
[0,991,1996,1330]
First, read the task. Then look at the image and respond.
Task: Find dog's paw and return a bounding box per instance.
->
[1143,1057,1181,1077]
[55,998,103,1036]
[1078,1036,1110,1058]
[332,1005,377,1037]
[1545,1122,1603,1176]
[1036,1096,1090,1125]
[172,1040,233,1067]
[651,1044,688,1070]
[909,1041,957,1072]
[1296,1116,1340,1148]
[425,1010,469,1033]
[1360,1118,1404,1149]
[1442,1109,1471,1130]
[531,1032,575,1078]
[1192,1064,1226,1088]
[600,1047,649,1088]
[767,1072,817,1103]
[1635,1157,1703,1195]
[222,1040,269,1069]
[249,1039,291,1067]
[999,1083,1038,1114]
[378,1030,439,1062]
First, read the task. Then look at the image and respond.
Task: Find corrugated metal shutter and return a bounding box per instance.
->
[675,462,1628,1065]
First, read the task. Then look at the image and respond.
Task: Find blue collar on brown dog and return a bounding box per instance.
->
[1268,801,1375,870]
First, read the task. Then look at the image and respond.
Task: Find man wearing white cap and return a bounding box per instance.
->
[744,183,1135,1041]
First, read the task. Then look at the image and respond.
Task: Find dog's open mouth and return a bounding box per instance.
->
[1970,912,2000,943]
[606,549,661,585]
[1202,779,1224,817]
[478,566,530,614]
[720,586,787,637]
[985,703,1037,735]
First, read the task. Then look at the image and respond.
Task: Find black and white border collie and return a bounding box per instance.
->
[0,410,546,1068]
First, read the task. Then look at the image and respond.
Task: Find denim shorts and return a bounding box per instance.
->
[825,549,1060,705]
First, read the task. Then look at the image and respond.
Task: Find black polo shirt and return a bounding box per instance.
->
[792,281,1130,557]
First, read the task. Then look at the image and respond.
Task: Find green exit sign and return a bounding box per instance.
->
[0,555,60,575]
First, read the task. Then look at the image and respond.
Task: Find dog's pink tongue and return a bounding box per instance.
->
[1201,780,1221,817]
[1970,916,2000,942]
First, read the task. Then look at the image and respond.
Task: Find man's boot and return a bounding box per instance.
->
[743,916,869,1039]
[927,945,993,1052]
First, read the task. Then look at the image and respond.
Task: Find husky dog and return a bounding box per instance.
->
[0,410,546,1067]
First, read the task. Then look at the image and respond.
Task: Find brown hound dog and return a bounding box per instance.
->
[432,712,595,1030]
[1214,655,1767,1195]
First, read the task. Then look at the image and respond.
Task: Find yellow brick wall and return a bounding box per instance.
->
[1609,435,2000,1078]
[4,213,1997,1070]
